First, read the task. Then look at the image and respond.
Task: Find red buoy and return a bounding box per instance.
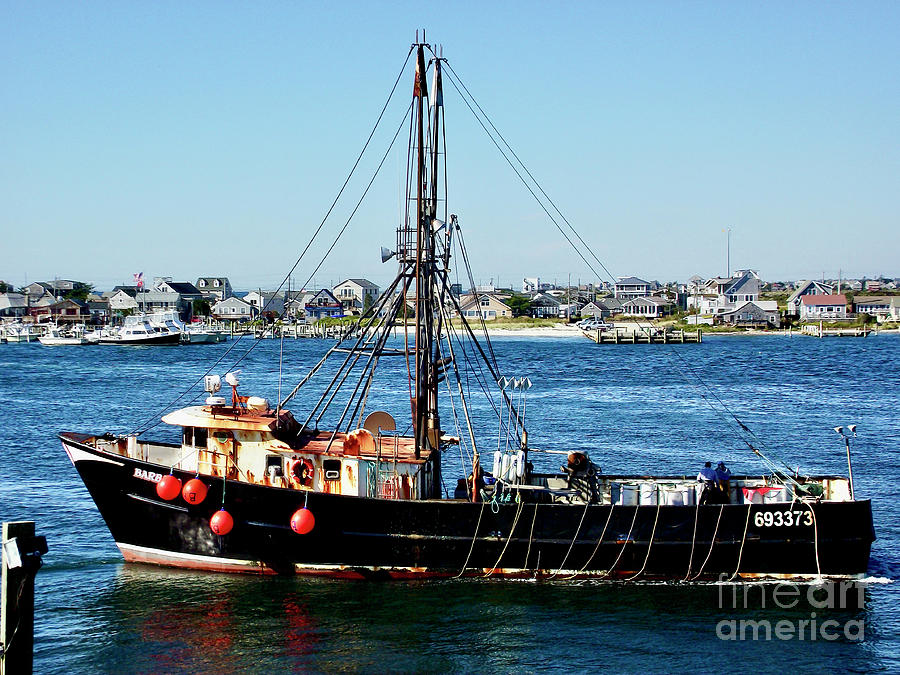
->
[156,474,182,501]
[290,507,315,535]
[210,509,234,535]
[182,478,208,505]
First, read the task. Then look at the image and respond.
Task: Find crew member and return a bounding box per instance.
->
[716,461,732,502]
[697,461,718,505]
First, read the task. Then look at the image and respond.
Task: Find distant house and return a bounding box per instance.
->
[621,296,674,319]
[27,292,57,319]
[864,280,882,292]
[196,277,233,302]
[0,293,28,318]
[303,289,343,320]
[846,280,863,292]
[580,301,605,319]
[22,283,57,305]
[457,293,512,320]
[522,277,540,294]
[891,298,900,321]
[528,292,561,318]
[50,299,89,324]
[787,280,834,316]
[87,298,110,324]
[154,279,202,297]
[800,294,847,320]
[244,291,285,317]
[580,298,622,319]
[719,301,780,328]
[333,279,380,314]
[614,277,651,300]
[212,297,255,322]
[723,270,761,304]
[853,296,892,319]
[139,292,182,313]
[107,288,139,314]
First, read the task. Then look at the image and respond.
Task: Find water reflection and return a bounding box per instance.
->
[67,565,888,673]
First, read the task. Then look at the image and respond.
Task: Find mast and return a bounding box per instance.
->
[409,38,443,459]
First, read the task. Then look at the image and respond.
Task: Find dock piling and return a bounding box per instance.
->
[1,521,47,675]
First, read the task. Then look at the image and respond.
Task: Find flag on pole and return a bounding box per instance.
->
[133,272,144,290]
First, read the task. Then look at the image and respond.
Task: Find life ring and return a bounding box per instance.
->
[289,458,314,487]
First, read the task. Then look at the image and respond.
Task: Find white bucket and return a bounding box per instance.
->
[639,483,658,505]
[662,485,693,506]
[618,484,639,506]
[763,486,788,504]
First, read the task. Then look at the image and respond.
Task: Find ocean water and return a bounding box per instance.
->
[1,333,898,673]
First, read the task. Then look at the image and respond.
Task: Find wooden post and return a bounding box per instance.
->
[2,521,44,675]
[697,329,702,343]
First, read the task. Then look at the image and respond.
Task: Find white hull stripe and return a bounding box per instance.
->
[62,443,125,467]
[117,543,265,569]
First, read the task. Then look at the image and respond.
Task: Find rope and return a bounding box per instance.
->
[727,505,753,581]
[523,503,539,571]
[682,500,701,581]
[600,506,640,580]
[690,504,725,581]
[562,502,616,580]
[803,500,823,579]
[483,498,525,578]
[624,502,662,581]
[548,500,592,579]
[454,501,487,578]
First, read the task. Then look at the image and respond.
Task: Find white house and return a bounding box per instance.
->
[787,280,833,316]
[621,296,673,319]
[614,277,651,300]
[853,296,893,320]
[333,278,380,313]
[212,297,255,321]
[800,294,847,320]
[244,291,285,316]
[107,289,139,313]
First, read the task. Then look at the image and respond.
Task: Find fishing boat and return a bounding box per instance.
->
[61,38,873,581]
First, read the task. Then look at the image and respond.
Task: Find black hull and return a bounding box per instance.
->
[61,434,874,580]
[99,333,181,345]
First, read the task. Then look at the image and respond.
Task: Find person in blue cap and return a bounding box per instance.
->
[715,461,732,502]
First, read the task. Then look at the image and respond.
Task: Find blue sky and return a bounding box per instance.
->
[2,1,898,292]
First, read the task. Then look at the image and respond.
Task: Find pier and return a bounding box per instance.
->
[800,323,872,338]
[583,328,702,344]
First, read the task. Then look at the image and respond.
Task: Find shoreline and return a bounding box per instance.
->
[466,325,898,338]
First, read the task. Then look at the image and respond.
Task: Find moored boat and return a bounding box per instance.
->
[61,37,874,581]
[99,314,181,345]
[39,324,98,346]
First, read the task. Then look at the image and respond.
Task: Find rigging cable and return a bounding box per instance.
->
[131,47,414,435]
[442,62,799,482]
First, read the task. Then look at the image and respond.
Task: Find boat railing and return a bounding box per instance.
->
[373,431,403,499]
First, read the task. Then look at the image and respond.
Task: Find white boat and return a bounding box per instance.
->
[3,322,39,343]
[39,324,97,346]
[99,314,181,345]
[183,323,228,344]
[149,310,185,340]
